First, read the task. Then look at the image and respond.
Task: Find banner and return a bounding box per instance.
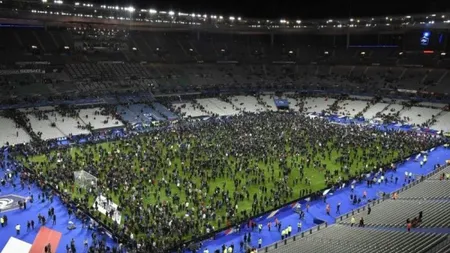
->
[97,61,124,64]
[398,89,417,94]
[15,61,50,66]
[274,98,289,109]
[272,61,295,64]
[216,61,238,64]
[0,69,45,75]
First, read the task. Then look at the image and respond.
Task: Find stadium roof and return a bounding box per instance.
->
[2,0,450,32]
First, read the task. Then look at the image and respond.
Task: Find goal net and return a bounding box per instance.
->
[74,170,97,189]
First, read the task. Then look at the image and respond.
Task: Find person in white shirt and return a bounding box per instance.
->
[15,224,20,235]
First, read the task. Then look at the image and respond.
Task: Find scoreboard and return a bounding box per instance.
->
[403,30,448,51]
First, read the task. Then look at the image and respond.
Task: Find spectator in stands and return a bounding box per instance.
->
[359,217,365,227]
[350,216,355,227]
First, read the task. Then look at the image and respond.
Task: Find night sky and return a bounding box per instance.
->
[89,0,449,19]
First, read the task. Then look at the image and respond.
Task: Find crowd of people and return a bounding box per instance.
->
[18,111,443,252]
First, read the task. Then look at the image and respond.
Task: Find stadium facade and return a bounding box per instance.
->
[0,0,449,101]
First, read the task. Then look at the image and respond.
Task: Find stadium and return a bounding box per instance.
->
[0,0,449,253]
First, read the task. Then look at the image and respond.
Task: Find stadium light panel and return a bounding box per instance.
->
[126,6,135,13]
[149,9,157,14]
[296,20,301,24]
[54,0,63,4]
[168,11,175,16]
[64,46,70,49]
[229,16,235,21]
[74,1,79,5]
[42,0,47,2]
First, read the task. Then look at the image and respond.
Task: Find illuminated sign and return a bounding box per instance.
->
[421,31,430,46]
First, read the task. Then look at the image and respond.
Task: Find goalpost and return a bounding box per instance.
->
[74,170,97,189]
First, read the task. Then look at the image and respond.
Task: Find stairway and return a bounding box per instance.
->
[14,32,24,48]
[437,71,448,84]
[421,71,429,84]
[32,31,46,52]
[399,68,407,79]
[49,31,60,49]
